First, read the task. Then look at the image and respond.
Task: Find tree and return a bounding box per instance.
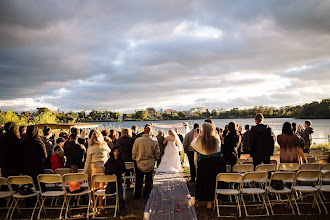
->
[133,111,149,120]
[0,109,22,126]
[33,110,57,124]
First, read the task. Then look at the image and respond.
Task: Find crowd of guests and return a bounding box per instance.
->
[0,114,327,211]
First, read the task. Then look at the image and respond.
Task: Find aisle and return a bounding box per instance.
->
[143,172,197,220]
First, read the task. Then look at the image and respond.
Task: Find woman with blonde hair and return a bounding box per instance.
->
[191,123,226,209]
[83,130,110,206]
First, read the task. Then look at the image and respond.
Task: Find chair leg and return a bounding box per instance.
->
[261,194,269,216]
[266,192,275,215]
[59,195,66,219]
[318,192,328,214]
[312,193,321,214]
[30,196,40,220]
[65,196,71,219]
[237,194,242,217]
[10,198,19,220]
[37,197,47,219]
[241,194,249,217]
[293,190,301,215]
[287,192,295,215]
[6,198,14,220]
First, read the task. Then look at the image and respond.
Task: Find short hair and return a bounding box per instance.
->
[56,137,66,144]
[70,165,78,173]
[245,125,250,130]
[144,126,151,134]
[305,120,311,126]
[69,133,78,140]
[101,129,110,137]
[157,129,163,135]
[43,126,51,136]
[71,127,79,134]
[255,113,264,124]
[89,129,95,139]
[131,125,137,132]
[59,131,69,140]
[193,123,200,129]
[53,145,62,152]
[282,122,293,135]
[122,128,132,137]
[145,123,151,128]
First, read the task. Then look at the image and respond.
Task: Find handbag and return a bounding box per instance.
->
[17,185,34,195]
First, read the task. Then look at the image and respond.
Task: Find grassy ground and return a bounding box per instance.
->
[1,168,330,219]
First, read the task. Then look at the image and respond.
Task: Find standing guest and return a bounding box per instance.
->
[0,122,22,178]
[222,122,241,167]
[131,125,138,138]
[183,123,199,183]
[292,122,307,163]
[216,127,220,135]
[71,127,88,149]
[80,130,89,147]
[64,133,86,169]
[101,129,114,149]
[19,125,27,139]
[175,128,184,143]
[156,130,166,166]
[117,128,135,162]
[277,122,305,163]
[292,123,297,133]
[191,123,226,209]
[237,126,243,157]
[55,137,66,148]
[250,113,275,167]
[222,125,229,145]
[242,125,251,154]
[0,125,5,136]
[298,120,314,153]
[132,126,160,200]
[110,129,119,145]
[136,124,152,138]
[50,145,64,171]
[59,131,69,142]
[104,145,126,208]
[83,130,110,191]
[21,125,47,190]
[42,126,54,169]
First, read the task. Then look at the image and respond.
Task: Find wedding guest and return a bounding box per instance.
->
[117,128,135,162]
[242,125,251,154]
[191,123,226,209]
[59,131,69,141]
[131,125,137,138]
[19,125,27,139]
[110,129,119,145]
[222,122,241,167]
[64,133,86,169]
[298,120,314,153]
[183,123,199,183]
[0,122,22,178]
[156,130,166,166]
[132,126,160,200]
[250,113,275,167]
[101,129,114,149]
[292,122,307,163]
[277,122,305,163]
[42,126,53,169]
[21,125,47,190]
[50,145,64,171]
[175,128,184,143]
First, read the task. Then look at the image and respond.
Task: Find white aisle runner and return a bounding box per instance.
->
[143,172,197,220]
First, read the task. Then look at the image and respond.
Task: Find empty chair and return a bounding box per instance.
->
[123,162,135,199]
[7,176,41,220]
[214,173,243,217]
[240,154,251,160]
[299,163,322,171]
[255,164,277,184]
[317,155,329,164]
[321,163,330,174]
[241,171,269,217]
[310,150,322,157]
[232,164,254,173]
[44,169,54,174]
[293,170,323,215]
[37,174,66,219]
[92,174,119,217]
[318,159,328,164]
[307,157,316,163]
[270,156,280,164]
[322,151,330,156]
[238,158,247,164]
[55,168,71,176]
[62,173,91,219]
[266,172,296,215]
[279,163,300,172]
[316,171,330,214]
[0,177,13,219]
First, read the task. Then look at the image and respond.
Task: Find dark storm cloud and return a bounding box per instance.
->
[0,0,330,112]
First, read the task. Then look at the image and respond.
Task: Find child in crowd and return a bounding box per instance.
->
[50,145,64,171]
[65,165,85,206]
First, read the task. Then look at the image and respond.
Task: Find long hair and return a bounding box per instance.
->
[4,122,20,138]
[121,128,132,138]
[89,130,105,147]
[282,122,293,135]
[199,123,218,154]
[168,129,183,151]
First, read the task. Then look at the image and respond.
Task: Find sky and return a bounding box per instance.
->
[0,0,330,113]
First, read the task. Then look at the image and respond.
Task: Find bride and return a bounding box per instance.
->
[156,129,183,173]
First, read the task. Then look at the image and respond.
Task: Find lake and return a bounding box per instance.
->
[93,118,330,144]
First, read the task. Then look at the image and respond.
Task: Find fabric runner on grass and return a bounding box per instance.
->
[144,172,197,220]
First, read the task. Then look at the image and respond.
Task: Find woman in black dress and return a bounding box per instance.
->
[222,122,241,167]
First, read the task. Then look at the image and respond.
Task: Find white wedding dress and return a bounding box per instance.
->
[156,136,182,173]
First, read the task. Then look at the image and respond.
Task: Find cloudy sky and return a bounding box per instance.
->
[0,0,330,113]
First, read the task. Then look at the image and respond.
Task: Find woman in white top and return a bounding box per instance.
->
[191,123,226,209]
[83,130,110,205]
[156,129,183,173]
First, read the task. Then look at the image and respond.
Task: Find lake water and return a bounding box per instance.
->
[93,118,330,144]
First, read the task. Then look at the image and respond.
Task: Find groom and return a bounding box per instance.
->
[132,126,160,200]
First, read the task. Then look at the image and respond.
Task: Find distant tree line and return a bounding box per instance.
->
[0,98,329,125]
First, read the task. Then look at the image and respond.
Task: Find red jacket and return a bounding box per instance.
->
[50,154,64,171]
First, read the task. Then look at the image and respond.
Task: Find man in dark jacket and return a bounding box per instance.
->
[242,125,251,154]
[298,120,314,153]
[250,113,275,167]
[156,130,166,166]
[64,133,86,169]
[42,126,53,169]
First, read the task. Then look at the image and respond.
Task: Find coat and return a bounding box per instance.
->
[250,124,275,160]
[116,136,135,162]
[0,133,22,177]
[64,141,86,169]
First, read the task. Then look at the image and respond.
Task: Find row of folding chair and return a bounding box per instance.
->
[214,170,330,217]
[0,173,119,219]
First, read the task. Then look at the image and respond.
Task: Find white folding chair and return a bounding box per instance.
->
[92,174,119,218]
[238,158,247,164]
[293,170,322,215]
[232,164,254,184]
[63,173,91,219]
[316,171,330,214]
[214,173,243,217]
[255,164,277,185]
[37,174,66,219]
[241,171,269,217]
[266,172,296,215]
[54,168,71,176]
[321,163,330,174]
[123,162,135,198]
[279,163,300,172]
[299,163,321,171]
[270,156,280,164]
[307,157,317,163]
[7,176,41,220]
[0,177,13,219]
[44,169,54,174]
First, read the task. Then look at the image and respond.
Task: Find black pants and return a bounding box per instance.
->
[253,157,270,167]
[134,162,153,199]
[186,151,196,182]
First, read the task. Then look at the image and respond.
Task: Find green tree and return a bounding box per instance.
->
[33,110,57,124]
[134,111,149,120]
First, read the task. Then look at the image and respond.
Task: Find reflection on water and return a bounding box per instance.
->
[94,118,330,144]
